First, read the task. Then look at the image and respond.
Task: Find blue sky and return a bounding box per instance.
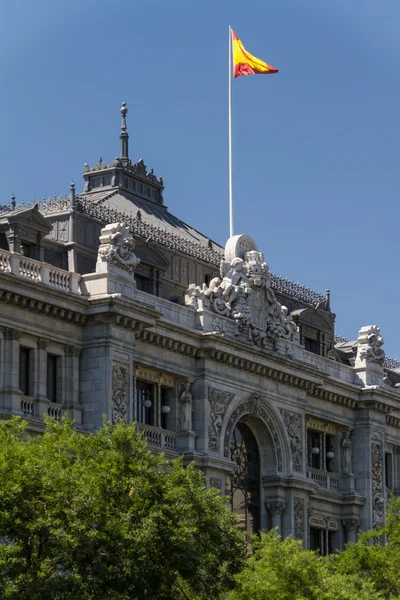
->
[1,0,399,355]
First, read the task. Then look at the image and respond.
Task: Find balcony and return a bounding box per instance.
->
[136,423,177,452]
[0,249,81,294]
[307,467,340,492]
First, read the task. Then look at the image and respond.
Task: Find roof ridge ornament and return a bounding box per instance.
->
[119,101,129,163]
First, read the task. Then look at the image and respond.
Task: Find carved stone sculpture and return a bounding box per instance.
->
[341,429,352,475]
[208,387,234,452]
[112,364,128,424]
[186,235,299,349]
[179,380,193,432]
[294,498,304,540]
[281,410,302,472]
[357,326,385,366]
[97,222,139,274]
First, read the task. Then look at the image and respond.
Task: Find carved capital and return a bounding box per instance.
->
[266,501,286,516]
[5,328,21,340]
[209,477,222,490]
[343,518,360,532]
[37,338,49,350]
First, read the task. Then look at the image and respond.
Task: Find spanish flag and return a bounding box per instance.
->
[232,29,278,78]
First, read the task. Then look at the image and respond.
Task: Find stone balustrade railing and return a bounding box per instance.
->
[136,422,177,452]
[0,249,81,294]
[307,467,340,492]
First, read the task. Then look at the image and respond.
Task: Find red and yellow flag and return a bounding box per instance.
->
[232,29,278,78]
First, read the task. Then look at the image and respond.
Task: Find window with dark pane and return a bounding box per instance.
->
[135,381,154,425]
[47,354,59,403]
[19,347,31,396]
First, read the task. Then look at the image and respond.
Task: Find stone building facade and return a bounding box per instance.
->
[1,103,399,553]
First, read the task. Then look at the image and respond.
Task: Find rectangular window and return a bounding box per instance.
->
[309,528,332,555]
[47,354,60,403]
[385,453,393,490]
[19,347,31,396]
[136,381,154,425]
[304,337,321,355]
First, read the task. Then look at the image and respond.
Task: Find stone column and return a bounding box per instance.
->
[266,501,287,535]
[36,338,48,400]
[343,518,360,544]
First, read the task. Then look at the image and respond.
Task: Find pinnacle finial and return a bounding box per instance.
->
[119,102,129,161]
[11,194,16,210]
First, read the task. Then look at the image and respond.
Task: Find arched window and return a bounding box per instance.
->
[228,420,261,543]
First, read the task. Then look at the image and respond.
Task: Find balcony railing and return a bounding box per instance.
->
[136,423,177,452]
[307,467,340,492]
[0,249,81,294]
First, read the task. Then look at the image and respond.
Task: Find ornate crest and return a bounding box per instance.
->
[186,235,299,349]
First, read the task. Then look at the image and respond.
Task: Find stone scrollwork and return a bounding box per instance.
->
[112,364,129,424]
[281,410,302,472]
[208,387,234,452]
[186,235,299,349]
[223,395,283,472]
[357,325,385,366]
[98,222,140,274]
[294,498,304,540]
[371,441,384,527]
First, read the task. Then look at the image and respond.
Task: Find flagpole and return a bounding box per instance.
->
[228,25,234,238]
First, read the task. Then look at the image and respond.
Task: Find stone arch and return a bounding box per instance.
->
[223,394,289,475]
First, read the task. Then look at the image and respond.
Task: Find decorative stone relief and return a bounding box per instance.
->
[186,235,299,349]
[281,409,302,472]
[223,395,283,472]
[343,518,360,532]
[111,364,128,424]
[294,498,304,540]
[209,387,234,452]
[209,477,222,490]
[97,223,139,274]
[341,429,352,475]
[371,441,384,527]
[266,501,286,516]
[357,326,385,366]
[179,379,193,433]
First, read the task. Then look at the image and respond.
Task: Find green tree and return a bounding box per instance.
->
[227,529,381,600]
[333,497,400,599]
[0,417,244,600]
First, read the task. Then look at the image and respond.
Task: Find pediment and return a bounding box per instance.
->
[134,240,170,271]
[291,307,333,332]
[0,204,52,234]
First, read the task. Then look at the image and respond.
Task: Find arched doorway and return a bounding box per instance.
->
[227,419,261,543]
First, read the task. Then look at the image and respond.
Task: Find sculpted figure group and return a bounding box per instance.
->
[187,240,299,348]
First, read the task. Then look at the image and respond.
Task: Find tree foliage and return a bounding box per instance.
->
[0,417,244,600]
[333,497,400,599]
[227,529,381,600]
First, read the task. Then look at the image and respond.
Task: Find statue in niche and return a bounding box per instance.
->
[341,429,352,475]
[179,380,193,432]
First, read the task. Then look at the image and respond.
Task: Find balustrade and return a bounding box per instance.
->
[307,467,340,492]
[136,423,177,452]
[0,249,81,294]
